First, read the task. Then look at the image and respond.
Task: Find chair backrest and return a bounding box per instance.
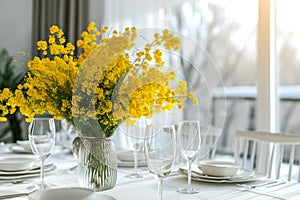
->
[174,125,222,164]
[234,130,300,182]
[199,126,222,160]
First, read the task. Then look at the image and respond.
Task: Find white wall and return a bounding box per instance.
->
[0,0,32,140]
[0,0,32,59]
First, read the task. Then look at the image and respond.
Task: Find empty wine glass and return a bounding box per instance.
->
[122,118,146,178]
[177,120,201,194]
[28,117,56,190]
[144,124,176,200]
[60,118,75,149]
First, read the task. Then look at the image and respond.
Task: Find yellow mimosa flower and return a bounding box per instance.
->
[0,21,198,139]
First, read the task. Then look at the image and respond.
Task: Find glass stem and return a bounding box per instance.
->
[158,178,163,200]
[187,159,192,191]
[133,151,138,174]
[40,158,45,190]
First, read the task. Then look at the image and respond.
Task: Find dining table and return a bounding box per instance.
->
[1,143,300,200]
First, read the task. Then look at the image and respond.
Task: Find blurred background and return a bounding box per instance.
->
[1,0,300,158]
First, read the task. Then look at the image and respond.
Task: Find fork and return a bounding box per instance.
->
[237,180,278,189]
[238,186,286,200]
[237,181,286,200]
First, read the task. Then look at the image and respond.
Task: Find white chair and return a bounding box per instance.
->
[199,126,222,160]
[175,125,222,163]
[234,130,300,182]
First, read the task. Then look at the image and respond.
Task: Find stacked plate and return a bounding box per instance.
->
[0,156,56,182]
[117,150,147,167]
[10,141,70,154]
[179,161,260,183]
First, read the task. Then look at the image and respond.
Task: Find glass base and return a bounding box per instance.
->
[177,187,199,194]
[125,172,143,179]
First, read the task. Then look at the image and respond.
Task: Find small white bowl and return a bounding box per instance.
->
[16,140,32,152]
[0,156,34,171]
[198,160,241,177]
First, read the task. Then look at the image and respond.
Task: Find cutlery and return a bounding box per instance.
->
[266,181,286,188]
[237,181,287,200]
[238,186,286,200]
[237,180,278,189]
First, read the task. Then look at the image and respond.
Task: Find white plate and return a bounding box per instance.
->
[117,160,147,167]
[117,150,145,162]
[0,163,55,175]
[29,187,94,200]
[10,146,32,153]
[0,164,56,180]
[10,145,70,154]
[179,165,257,183]
[0,156,34,171]
[190,174,263,183]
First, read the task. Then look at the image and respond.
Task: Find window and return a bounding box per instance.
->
[165,0,258,153]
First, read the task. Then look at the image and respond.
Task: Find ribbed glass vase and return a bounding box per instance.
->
[77,137,117,191]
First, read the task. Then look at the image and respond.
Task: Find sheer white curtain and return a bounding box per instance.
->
[101,0,187,29]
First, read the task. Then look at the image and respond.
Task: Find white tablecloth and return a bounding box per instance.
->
[1,149,300,200]
[103,176,300,200]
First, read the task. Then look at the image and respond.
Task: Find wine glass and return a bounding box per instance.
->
[177,120,201,194]
[28,117,56,190]
[122,118,146,178]
[60,118,73,149]
[144,124,176,200]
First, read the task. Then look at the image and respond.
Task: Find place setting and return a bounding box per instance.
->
[0,154,57,200]
[0,118,59,196]
[0,156,56,183]
[179,160,261,183]
[7,140,71,155]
